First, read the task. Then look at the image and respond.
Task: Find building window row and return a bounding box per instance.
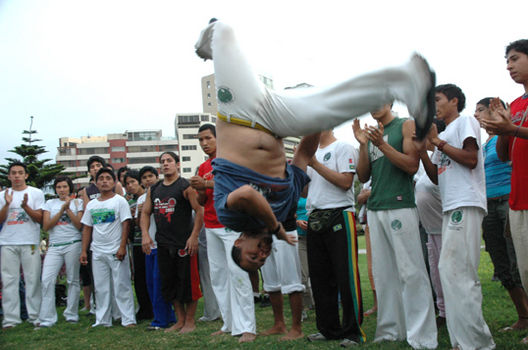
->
[181,145,197,151]
[78,147,108,155]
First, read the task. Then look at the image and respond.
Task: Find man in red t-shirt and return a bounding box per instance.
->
[190,124,256,343]
[482,39,528,345]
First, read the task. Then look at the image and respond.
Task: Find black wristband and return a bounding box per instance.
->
[271,223,282,236]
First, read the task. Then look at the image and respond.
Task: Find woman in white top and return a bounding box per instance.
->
[38,176,83,327]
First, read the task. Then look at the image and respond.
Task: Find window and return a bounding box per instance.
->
[206,81,211,88]
[78,147,107,155]
[207,102,212,106]
[181,145,197,151]
[183,168,192,173]
[183,134,198,140]
[111,146,125,152]
[201,115,209,121]
[128,145,156,153]
[159,144,178,151]
[127,131,159,141]
[207,93,211,98]
[211,117,216,123]
[182,156,191,162]
[111,158,125,163]
[178,115,200,125]
[128,157,157,164]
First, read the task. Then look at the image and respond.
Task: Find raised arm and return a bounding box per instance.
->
[353,120,371,183]
[21,193,43,224]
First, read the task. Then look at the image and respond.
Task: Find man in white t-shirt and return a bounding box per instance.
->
[80,168,136,328]
[418,84,494,350]
[305,130,364,347]
[0,162,45,328]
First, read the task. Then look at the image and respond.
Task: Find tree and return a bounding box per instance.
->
[0,116,64,189]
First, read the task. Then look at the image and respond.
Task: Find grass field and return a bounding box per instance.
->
[1,235,526,349]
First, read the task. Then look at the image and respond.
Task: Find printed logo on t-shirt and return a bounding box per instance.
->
[333,223,342,232]
[217,86,234,104]
[323,152,331,161]
[369,135,389,162]
[390,219,402,231]
[6,210,30,225]
[57,213,72,226]
[154,197,177,223]
[437,152,452,175]
[91,209,116,225]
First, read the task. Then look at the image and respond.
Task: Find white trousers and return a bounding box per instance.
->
[426,234,445,317]
[206,21,429,137]
[91,251,136,327]
[510,209,528,292]
[367,208,437,349]
[38,242,81,326]
[261,231,305,294]
[1,245,41,327]
[198,242,221,320]
[439,207,495,350]
[205,227,255,335]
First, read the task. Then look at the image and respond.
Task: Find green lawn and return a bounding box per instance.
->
[1,236,526,349]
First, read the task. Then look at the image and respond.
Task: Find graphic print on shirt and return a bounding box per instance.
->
[436,152,452,175]
[153,197,177,223]
[91,208,116,225]
[369,135,389,162]
[6,210,30,225]
[57,213,72,226]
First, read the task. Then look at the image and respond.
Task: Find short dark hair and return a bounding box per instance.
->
[123,169,140,184]
[87,156,106,172]
[160,151,179,163]
[95,167,116,182]
[8,161,27,174]
[477,97,506,109]
[53,175,74,195]
[506,39,528,57]
[435,84,466,112]
[198,123,216,137]
[117,166,130,181]
[139,166,159,179]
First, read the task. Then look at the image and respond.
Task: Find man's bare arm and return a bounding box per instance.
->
[184,187,203,256]
[140,188,154,255]
[309,159,354,191]
[227,185,279,231]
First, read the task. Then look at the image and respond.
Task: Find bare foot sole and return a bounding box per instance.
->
[179,324,196,334]
[261,325,287,336]
[280,330,304,341]
[239,333,256,343]
[211,329,227,336]
[364,306,377,317]
[165,323,184,333]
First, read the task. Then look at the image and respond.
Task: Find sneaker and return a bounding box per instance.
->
[147,326,163,331]
[340,338,359,347]
[259,294,271,308]
[307,332,327,342]
[406,54,436,140]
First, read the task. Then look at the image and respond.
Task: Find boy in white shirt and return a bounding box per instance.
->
[80,168,136,327]
[418,84,494,350]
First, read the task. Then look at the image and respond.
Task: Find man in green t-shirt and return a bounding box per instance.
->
[353,104,437,349]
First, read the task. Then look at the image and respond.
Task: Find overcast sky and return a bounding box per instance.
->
[0,0,526,164]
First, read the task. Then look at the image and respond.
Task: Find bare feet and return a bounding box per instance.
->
[211,329,227,336]
[239,332,256,343]
[261,324,286,336]
[164,322,184,333]
[125,324,136,328]
[500,318,528,332]
[280,329,304,341]
[522,336,528,344]
[364,306,377,317]
[179,324,196,334]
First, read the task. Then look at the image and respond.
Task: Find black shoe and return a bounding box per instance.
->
[259,294,271,308]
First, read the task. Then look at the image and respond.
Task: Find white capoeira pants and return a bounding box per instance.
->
[426,234,445,318]
[38,242,81,326]
[261,231,304,295]
[367,208,437,350]
[201,21,429,138]
[510,209,528,292]
[198,241,221,321]
[1,245,41,328]
[205,227,255,335]
[91,251,136,327]
[439,207,495,350]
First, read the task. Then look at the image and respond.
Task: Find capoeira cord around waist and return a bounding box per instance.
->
[48,239,82,248]
[217,112,275,136]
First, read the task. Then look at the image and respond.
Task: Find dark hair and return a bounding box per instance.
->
[53,175,74,194]
[87,156,106,172]
[231,245,242,269]
[8,161,27,174]
[123,169,140,184]
[95,167,116,182]
[139,166,159,179]
[506,39,528,57]
[477,97,506,109]
[160,151,179,163]
[435,84,466,112]
[117,166,130,181]
[106,163,115,172]
[198,123,216,137]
